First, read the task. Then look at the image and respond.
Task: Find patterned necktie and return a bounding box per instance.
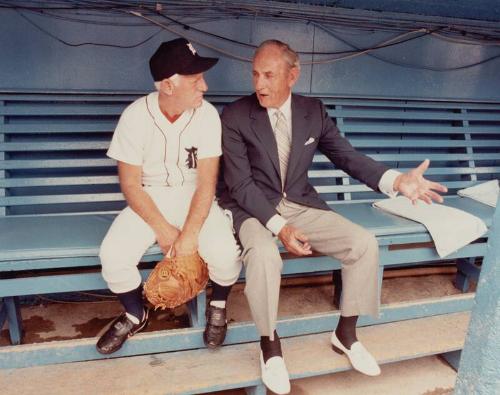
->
[273,110,291,188]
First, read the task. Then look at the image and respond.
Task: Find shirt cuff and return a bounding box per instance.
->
[266,214,287,235]
[378,169,401,197]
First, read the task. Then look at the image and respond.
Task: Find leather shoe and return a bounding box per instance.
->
[203,304,227,349]
[331,332,381,376]
[96,309,149,355]
[260,351,291,394]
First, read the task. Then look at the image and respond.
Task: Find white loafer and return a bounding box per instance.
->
[331,332,381,376]
[260,351,291,394]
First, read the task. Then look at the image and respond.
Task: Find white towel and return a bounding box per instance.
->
[373,196,487,258]
[457,179,499,207]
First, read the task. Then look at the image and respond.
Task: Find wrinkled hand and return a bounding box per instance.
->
[171,232,198,257]
[156,226,181,255]
[278,225,312,256]
[394,159,448,204]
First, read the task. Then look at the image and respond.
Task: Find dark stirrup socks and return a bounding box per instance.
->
[261,330,283,363]
[115,284,145,322]
[210,281,233,302]
[335,315,359,349]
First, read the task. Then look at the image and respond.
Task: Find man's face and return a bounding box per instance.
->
[172,72,208,110]
[252,46,299,109]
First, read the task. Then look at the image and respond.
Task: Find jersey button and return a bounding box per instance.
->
[283,192,287,198]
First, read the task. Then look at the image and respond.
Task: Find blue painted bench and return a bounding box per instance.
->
[0,91,498,370]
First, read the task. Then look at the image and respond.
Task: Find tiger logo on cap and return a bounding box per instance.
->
[187,43,197,55]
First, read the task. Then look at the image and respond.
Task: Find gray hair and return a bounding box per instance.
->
[255,40,301,70]
[154,73,180,91]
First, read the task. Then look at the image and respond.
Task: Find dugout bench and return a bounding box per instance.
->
[0,91,498,374]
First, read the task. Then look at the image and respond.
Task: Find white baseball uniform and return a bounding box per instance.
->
[100,92,241,293]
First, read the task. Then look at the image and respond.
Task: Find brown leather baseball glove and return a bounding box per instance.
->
[144,252,209,310]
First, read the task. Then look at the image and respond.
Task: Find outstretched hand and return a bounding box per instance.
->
[394,159,448,204]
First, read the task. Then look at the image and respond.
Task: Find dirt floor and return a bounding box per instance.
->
[0,269,467,345]
[0,268,473,394]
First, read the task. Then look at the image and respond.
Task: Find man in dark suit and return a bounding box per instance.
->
[218,40,447,394]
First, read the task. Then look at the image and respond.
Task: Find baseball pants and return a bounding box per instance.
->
[100,185,242,293]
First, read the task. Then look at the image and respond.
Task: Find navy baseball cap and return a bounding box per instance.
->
[149,38,219,82]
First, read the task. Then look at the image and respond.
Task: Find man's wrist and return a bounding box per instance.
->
[378,169,402,197]
[393,174,402,192]
[179,224,200,239]
[266,214,287,235]
[153,221,175,235]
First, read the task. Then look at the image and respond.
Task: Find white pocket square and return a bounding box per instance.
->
[304,137,315,146]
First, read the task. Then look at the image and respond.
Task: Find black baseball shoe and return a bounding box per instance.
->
[96,308,149,355]
[203,304,227,349]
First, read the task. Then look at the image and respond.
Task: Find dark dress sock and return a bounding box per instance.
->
[335,315,359,349]
[115,284,144,322]
[260,330,283,363]
[211,281,233,302]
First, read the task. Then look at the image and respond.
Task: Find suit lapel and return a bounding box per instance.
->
[249,95,281,177]
[285,95,310,186]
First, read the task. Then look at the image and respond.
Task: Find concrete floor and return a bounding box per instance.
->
[0,270,468,394]
[217,356,455,395]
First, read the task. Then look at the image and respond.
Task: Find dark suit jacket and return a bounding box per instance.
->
[217,93,389,234]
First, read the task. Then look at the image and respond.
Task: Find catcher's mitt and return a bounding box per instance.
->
[144,252,209,310]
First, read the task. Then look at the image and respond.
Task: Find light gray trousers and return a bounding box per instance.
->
[239,199,380,338]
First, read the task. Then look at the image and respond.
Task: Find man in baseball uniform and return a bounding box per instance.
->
[96,38,241,354]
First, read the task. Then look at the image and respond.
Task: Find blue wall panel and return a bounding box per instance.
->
[316,1,500,22]
[1,7,499,101]
[311,28,500,101]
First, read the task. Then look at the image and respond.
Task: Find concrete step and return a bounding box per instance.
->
[0,311,469,395]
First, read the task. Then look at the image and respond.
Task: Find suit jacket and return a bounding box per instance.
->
[217,93,389,234]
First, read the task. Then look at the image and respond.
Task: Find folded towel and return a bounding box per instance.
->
[457,179,499,207]
[373,196,487,258]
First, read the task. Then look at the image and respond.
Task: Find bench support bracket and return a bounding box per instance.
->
[245,384,266,395]
[0,297,22,345]
[454,257,481,292]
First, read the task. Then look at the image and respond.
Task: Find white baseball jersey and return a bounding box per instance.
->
[107,92,222,187]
